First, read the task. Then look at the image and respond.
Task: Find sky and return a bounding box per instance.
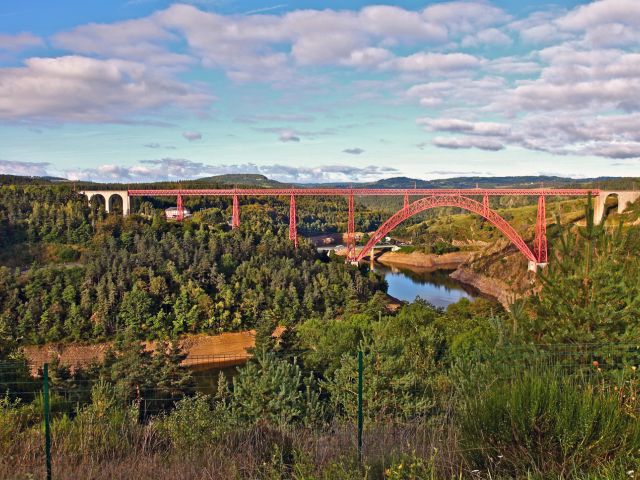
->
[0,0,639,183]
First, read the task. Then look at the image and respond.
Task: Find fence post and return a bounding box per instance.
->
[43,363,52,480]
[357,350,363,463]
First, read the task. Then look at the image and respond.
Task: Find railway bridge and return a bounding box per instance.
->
[78,187,640,271]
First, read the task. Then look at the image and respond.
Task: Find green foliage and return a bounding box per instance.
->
[325,300,445,421]
[155,393,227,451]
[100,337,195,415]
[230,350,325,427]
[459,368,640,478]
[53,381,143,459]
[298,313,372,375]
[429,240,459,255]
[529,199,640,342]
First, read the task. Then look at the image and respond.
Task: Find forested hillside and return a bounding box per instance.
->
[0,183,388,345]
[2,176,640,479]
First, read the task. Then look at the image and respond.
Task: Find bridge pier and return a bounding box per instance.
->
[289,193,297,247]
[232,193,240,229]
[346,192,356,262]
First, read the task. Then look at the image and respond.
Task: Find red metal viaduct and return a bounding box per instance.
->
[79,187,640,271]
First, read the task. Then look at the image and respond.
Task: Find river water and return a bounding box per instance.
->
[372,263,480,308]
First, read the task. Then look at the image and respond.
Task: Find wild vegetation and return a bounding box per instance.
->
[1,178,640,479]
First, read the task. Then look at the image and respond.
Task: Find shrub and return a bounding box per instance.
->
[54,381,145,460]
[155,393,228,451]
[459,368,640,478]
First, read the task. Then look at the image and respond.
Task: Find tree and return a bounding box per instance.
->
[230,349,323,426]
[117,283,154,337]
[528,198,640,343]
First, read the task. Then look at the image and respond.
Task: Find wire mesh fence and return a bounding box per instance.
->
[2,344,640,478]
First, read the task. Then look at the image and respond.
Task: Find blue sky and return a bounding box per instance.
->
[0,0,639,183]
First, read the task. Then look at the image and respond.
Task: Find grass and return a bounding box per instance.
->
[459,367,640,479]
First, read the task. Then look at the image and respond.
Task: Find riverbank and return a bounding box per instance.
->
[377,250,473,270]
[376,249,516,307]
[21,330,272,373]
[450,267,513,307]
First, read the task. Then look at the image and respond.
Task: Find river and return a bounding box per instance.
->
[372,263,480,308]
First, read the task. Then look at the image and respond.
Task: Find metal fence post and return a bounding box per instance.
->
[43,363,52,480]
[357,350,363,463]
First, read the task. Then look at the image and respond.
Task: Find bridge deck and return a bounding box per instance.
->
[127,188,600,197]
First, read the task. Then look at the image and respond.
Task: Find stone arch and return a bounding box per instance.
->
[108,193,124,214]
[594,191,640,224]
[88,193,107,212]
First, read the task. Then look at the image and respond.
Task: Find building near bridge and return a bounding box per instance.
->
[165,207,191,220]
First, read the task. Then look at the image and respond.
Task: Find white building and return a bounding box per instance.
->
[165,207,192,220]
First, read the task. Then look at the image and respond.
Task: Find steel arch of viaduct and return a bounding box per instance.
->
[355,195,537,263]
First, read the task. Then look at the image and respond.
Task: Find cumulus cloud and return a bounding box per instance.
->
[3,0,640,166]
[343,148,364,155]
[182,131,202,141]
[52,18,192,68]
[422,1,511,35]
[461,28,512,48]
[0,159,51,177]
[47,2,513,82]
[585,143,640,159]
[556,0,640,31]
[0,56,213,122]
[386,52,482,73]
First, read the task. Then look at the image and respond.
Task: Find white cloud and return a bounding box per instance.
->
[360,5,447,42]
[461,28,512,47]
[556,0,640,31]
[65,158,400,183]
[432,136,505,151]
[48,2,511,82]
[52,18,192,68]
[4,0,640,168]
[340,48,393,68]
[0,159,50,176]
[386,52,482,73]
[422,1,511,35]
[182,131,202,141]
[278,130,300,142]
[343,148,364,155]
[418,117,511,136]
[0,32,43,52]
[584,143,640,159]
[510,11,572,45]
[0,56,213,122]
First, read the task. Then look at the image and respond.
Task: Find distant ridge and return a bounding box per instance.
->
[199,174,622,189]
[0,174,69,185]
[1,173,634,190]
[195,174,290,188]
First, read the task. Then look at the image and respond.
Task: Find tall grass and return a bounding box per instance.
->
[458,367,640,478]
